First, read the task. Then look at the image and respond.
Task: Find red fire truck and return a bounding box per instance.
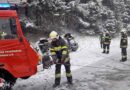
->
[0,3,39,90]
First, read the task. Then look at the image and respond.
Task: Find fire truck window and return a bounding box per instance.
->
[0,17,18,40]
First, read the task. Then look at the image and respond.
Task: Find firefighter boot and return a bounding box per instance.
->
[102,50,106,53]
[67,77,73,85]
[123,57,127,62]
[120,58,127,62]
[53,78,60,87]
[106,50,109,54]
[53,83,60,88]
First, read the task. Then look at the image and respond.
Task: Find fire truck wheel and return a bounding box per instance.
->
[0,70,16,90]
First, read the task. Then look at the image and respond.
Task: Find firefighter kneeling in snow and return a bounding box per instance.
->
[120,29,128,62]
[49,31,73,87]
[102,32,111,54]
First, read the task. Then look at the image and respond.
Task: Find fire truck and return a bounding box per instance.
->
[0,3,39,90]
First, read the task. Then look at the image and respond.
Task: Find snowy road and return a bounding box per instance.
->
[13,36,130,90]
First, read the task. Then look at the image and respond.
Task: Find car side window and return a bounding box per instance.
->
[0,17,18,40]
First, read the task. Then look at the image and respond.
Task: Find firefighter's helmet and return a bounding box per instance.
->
[49,31,59,39]
[121,28,127,35]
[121,28,126,33]
[121,28,127,37]
[105,31,109,36]
[39,38,48,44]
[64,33,71,38]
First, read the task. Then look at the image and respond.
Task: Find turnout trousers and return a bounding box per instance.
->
[103,44,110,53]
[55,61,72,85]
[121,48,127,61]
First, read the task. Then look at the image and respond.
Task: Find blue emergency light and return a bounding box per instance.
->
[0,3,17,10]
[0,3,11,8]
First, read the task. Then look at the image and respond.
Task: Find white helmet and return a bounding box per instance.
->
[121,28,126,33]
[49,31,59,39]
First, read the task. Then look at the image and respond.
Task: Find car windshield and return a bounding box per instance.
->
[0,17,18,40]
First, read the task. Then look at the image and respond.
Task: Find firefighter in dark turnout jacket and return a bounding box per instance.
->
[49,31,73,87]
[120,29,128,62]
[102,32,111,54]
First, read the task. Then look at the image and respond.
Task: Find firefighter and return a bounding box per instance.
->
[64,33,74,40]
[49,31,73,87]
[38,38,52,68]
[120,29,128,62]
[39,38,49,53]
[102,32,111,54]
[99,32,104,48]
[64,33,74,50]
[64,33,74,43]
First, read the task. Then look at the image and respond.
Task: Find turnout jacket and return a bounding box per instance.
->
[103,34,111,44]
[120,36,128,48]
[50,37,70,63]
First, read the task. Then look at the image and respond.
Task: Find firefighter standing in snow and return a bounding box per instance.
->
[102,32,111,54]
[99,32,104,48]
[120,29,128,62]
[49,31,73,87]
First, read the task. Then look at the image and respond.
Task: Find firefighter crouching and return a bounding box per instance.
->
[102,32,111,54]
[39,38,53,68]
[49,31,73,87]
[120,29,128,62]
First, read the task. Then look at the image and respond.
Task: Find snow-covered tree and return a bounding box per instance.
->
[19,0,130,35]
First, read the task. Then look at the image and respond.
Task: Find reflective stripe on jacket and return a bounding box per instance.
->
[50,37,69,60]
[103,35,111,44]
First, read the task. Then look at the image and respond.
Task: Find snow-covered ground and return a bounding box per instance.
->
[13,35,130,90]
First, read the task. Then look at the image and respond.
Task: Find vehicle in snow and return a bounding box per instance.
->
[35,38,53,69]
[64,33,78,51]
[0,3,39,90]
